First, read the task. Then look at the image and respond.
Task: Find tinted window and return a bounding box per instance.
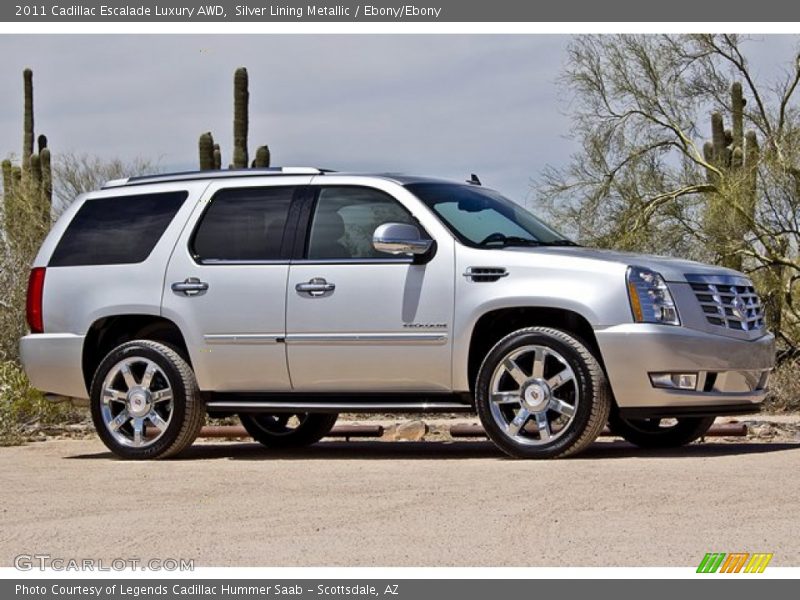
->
[192,187,294,262]
[49,191,187,267]
[307,187,417,260]
[406,183,571,248]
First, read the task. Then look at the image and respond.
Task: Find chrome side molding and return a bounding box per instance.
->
[286,333,447,345]
[204,332,447,345]
[204,334,283,345]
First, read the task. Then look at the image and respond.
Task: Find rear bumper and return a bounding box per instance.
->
[595,324,775,414]
[19,333,88,398]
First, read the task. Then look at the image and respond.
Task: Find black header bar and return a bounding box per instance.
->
[4,0,800,22]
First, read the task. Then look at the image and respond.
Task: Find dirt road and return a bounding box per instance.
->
[1,437,799,567]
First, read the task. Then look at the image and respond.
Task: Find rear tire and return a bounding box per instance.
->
[608,412,715,448]
[89,340,204,459]
[239,413,338,448]
[475,327,611,459]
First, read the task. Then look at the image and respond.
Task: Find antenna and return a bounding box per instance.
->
[467,173,482,186]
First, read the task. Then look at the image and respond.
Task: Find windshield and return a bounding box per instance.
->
[405,182,575,248]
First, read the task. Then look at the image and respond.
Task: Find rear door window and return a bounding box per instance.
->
[191,186,295,262]
[49,191,187,267]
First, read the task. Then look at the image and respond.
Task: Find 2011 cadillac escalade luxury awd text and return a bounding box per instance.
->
[20,168,775,459]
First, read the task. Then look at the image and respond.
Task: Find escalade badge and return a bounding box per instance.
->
[403,323,447,329]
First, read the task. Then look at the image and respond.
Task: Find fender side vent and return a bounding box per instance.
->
[464,267,508,282]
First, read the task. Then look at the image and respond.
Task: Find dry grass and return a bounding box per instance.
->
[0,360,84,445]
[764,358,800,413]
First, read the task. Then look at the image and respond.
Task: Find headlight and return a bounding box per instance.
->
[626,266,680,325]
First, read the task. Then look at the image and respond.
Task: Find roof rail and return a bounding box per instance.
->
[101,167,331,189]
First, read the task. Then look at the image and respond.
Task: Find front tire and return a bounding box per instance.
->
[608,412,715,448]
[239,413,338,448]
[89,340,205,459]
[475,327,611,459]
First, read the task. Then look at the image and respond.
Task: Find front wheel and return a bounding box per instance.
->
[475,327,611,459]
[239,413,338,448]
[608,412,715,448]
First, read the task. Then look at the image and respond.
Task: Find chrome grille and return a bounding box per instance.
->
[688,276,765,332]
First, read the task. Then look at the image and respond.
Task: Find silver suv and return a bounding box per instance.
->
[20,168,775,459]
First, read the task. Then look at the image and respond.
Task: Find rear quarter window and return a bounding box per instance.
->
[49,191,188,267]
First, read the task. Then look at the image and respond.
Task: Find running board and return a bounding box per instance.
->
[206,401,474,414]
[206,393,474,414]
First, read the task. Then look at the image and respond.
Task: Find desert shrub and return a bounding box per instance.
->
[0,360,83,445]
[764,359,800,413]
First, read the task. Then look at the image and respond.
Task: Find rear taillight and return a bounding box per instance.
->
[26,267,46,334]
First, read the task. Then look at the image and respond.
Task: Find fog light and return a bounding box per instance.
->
[650,372,698,390]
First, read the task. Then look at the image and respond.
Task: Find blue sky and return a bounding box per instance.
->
[0,35,797,206]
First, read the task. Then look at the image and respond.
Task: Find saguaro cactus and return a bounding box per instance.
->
[2,159,13,196]
[253,145,270,168]
[198,66,268,171]
[22,68,34,174]
[2,159,15,237]
[40,146,52,214]
[213,143,222,170]
[3,68,53,238]
[702,82,760,271]
[232,67,249,168]
[30,153,42,197]
[198,132,215,171]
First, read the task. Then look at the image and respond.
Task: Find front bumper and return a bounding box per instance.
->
[20,333,88,399]
[595,324,774,416]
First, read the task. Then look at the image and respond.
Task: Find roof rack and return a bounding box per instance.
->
[102,167,331,189]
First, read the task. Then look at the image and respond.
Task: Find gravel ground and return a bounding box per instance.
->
[19,413,800,443]
[1,421,799,567]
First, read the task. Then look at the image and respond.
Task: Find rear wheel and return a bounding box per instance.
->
[239,413,338,448]
[608,412,715,448]
[89,340,204,459]
[475,327,611,459]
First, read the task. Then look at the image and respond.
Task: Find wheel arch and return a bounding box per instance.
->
[82,314,192,391]
[464,305,605,394]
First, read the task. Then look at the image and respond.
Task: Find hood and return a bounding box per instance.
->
[505,246,744,283]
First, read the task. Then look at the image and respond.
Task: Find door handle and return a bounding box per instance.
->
[295,277,335,297]
[171,277,209,296]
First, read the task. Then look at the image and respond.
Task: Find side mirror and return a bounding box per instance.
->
[373,222,432,256]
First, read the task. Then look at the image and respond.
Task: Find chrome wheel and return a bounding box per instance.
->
[489,344,579,446]
[100,356,174,448]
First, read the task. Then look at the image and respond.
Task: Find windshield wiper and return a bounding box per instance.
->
[479,236,580,248]
[539,239,581,247]
[480,236,543,248]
